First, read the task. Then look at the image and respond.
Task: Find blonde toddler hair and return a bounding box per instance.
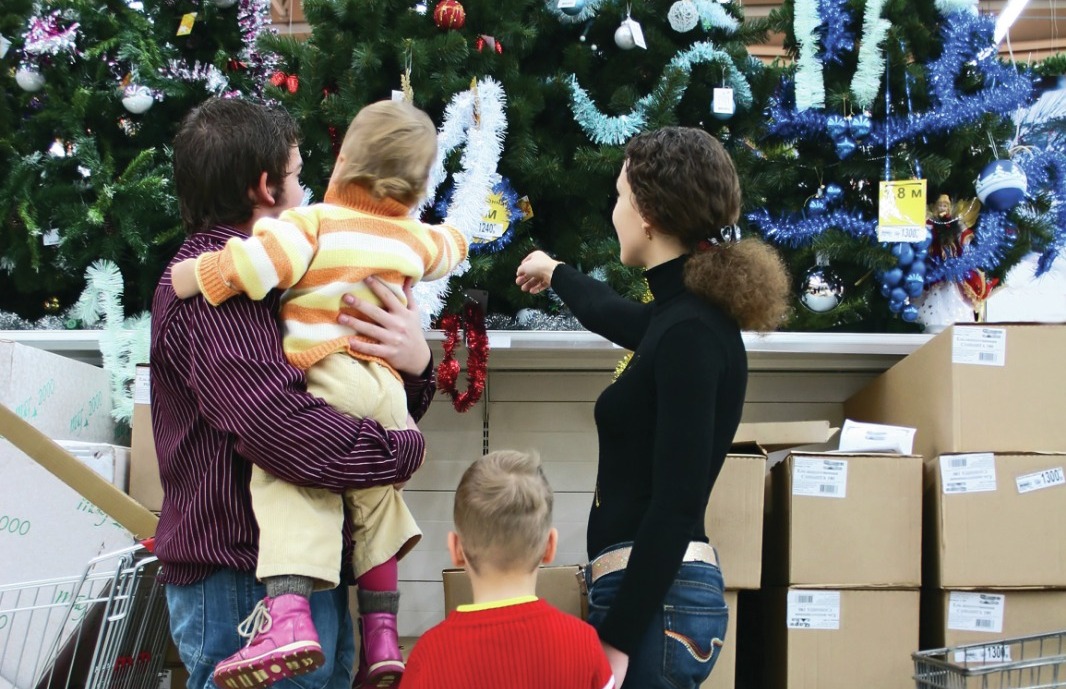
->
[334,100,437,207]
[453,451,554,575]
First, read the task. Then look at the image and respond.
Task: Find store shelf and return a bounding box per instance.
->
[2,329,931,372]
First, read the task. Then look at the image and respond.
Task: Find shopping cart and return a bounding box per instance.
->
[0,541,170,689]
[914,631,1066,689]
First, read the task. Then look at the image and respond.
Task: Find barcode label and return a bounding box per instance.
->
[947,592,1005,633]
[1016,467,1066,494]
[954,644,1012,664]
[877,226,927,243]
[940,454,997,494]
[952,327,1007,366]
[134,366,151,405]
[793,457,848,499]
[786,590,840,630]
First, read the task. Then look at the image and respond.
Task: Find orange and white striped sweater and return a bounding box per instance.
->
[194,184,467,371]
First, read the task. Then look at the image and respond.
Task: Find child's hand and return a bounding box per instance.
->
[171,259,201,299]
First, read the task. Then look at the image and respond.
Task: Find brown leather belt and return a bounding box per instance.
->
[588,541,718,585]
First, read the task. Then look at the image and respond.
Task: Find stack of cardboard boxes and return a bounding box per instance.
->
[846,324,1066,659]
[760,448,923,689]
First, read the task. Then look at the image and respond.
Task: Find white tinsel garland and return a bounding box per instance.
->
[850,0,891,110]
[793,0,825,111]
[75,260,151,425]
[414,77,508,327]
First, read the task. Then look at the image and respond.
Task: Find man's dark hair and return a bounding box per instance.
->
[172,98,300,235]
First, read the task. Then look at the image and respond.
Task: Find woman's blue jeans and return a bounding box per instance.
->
[165,568,355,689]
[586,543,729,689]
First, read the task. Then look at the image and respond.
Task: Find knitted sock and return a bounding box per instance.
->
[357,588,400,615]
[264,575,314,600]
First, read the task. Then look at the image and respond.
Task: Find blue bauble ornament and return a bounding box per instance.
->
[807,196,828,216]
[880,281,893,298]
[901,304,919,322]
[559,0,586,16]
[909,261,926,277]
[849,113,872,139]
[826,115,848,141]
[890,287,907,304]
[975,159,1028,212]
[835,137,857,160]
[904,273,925,298]
[914,248,929,262]
[914,230,933,251]
[824,183,844,205]
[891,243,915,267]
[888,297,905,314]
[883,267,903,287]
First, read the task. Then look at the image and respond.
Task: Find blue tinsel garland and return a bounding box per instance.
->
[746,208,879,248]
[568,42,754,145]
[817,0,853,65]
[1015,148,1066,275]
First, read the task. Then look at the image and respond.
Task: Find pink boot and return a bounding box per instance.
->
[352,613,404,688]
[213,595,325,689]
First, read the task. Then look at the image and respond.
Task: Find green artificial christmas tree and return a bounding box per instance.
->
[0,0,276,322]
[744,0,1066,332]
[263,0,772,323]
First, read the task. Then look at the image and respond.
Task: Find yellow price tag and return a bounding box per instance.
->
[473,192,510,244]
[177,12,197,36]
[878,179,927,243]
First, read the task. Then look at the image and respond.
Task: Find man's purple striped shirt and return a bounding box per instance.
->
[150,226,432,585]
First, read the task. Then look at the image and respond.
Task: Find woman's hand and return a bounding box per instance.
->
[602,642,628,687]
[515,251,562,294]
[340,278,431,377]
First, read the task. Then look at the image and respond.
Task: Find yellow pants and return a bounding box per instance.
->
[252,353,422,589]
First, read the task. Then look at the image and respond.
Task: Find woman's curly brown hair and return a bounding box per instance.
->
[625,127,791,332]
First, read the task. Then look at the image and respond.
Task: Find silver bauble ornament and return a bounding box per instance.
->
[16,67,45,93]
[212,0,238,7]
[614,22,636,50]
[558,0,586,16]
[799,265,845,313]
[122,85,155,114]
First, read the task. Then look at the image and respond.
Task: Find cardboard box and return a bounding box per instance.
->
[766,588,919,689]
[926,452,1066,588]
[442,565,585,619]
[58,441,130,492]
[923,589,1066,649]
[270,0,305,23]
[700,590,738,689]
[129,365,163,511]
[765,453,922,587]
[705,444,766,590]
[845,324,1066,461]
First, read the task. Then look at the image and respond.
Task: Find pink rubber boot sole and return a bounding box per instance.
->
[213,642,325,689]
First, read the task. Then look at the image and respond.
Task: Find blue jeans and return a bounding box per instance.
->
[165,569,355,689]
[586,543,729,689]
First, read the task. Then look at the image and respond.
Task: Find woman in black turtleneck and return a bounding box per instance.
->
[516,127,790,689]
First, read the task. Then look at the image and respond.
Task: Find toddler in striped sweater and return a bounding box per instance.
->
[171,100,467,689]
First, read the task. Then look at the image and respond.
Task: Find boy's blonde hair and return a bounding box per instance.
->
[454,451,553,575]
[334,100,437,206]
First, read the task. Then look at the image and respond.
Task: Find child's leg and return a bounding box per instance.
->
[348,487,422,689]
[212,466,344,689]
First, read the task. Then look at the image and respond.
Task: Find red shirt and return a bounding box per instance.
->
[150,226,432,585]
[402,598,615,689]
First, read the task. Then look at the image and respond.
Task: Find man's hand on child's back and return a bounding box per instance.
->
[171,259,202,299]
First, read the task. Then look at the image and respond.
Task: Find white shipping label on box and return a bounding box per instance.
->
[792,457,848,498]
[1016,467,1065,494]
[134,367,151,405]
[940,454,997,494]
[947,592,1005,633]
[837,419,915,454]
[954,645,1013,664]
[786,590,841,630]
[952,327,1007,366]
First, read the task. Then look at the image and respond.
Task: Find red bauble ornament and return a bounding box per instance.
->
[433,0,466,30]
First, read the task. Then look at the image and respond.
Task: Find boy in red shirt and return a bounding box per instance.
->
[401,451,614,689]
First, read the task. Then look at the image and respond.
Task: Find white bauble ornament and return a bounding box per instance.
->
[614,22,636,50]
[212,0,238,7]
[668,0,700,32]
[16,67,45,92]
[122,85,154,114]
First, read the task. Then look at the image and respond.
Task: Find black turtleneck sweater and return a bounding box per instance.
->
[551,255,747,655]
